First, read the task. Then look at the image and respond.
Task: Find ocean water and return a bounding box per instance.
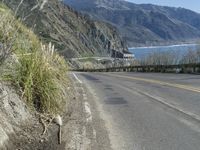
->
[129,44,200,59]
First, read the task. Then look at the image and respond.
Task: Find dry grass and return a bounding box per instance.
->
[0,3,68,114]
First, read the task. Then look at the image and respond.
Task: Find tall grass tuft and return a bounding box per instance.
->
[0,3,69,114]
[12,42,68,114]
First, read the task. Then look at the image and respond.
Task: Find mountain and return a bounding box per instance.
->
[2,0,127,58]
[64,0,200,47]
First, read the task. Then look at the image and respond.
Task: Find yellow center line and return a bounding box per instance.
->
[106,73,200,93]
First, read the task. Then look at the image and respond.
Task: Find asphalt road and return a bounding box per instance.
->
[77,72,200,150]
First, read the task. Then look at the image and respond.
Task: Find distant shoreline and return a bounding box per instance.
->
[129,43,200,49]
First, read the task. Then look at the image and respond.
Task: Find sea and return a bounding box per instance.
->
[129,44,200,59]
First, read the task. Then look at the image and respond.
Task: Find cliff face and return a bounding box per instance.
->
[2,0,127,58]
[65,0,200,47]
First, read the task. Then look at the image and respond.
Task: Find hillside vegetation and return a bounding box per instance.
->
[0,3,68,114]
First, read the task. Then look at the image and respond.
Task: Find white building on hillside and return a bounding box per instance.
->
[123,51,135,59]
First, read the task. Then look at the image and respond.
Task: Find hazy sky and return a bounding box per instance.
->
[125,0,200,13]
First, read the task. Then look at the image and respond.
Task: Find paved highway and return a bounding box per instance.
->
[77,72,200,150]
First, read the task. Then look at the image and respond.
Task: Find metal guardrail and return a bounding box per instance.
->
[72,63,200,73]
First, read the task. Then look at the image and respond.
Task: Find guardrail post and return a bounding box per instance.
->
[130,67,133,72]
[193,67,196,73]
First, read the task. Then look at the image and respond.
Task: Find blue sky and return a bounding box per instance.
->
[125,0,200,13]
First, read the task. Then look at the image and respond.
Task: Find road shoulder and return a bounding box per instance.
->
[65,73,111,150]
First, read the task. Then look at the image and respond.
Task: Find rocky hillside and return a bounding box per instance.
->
[2,0,127,58]
[64,0,200,47]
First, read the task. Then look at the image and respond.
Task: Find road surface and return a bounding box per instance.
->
[77,72,200,150]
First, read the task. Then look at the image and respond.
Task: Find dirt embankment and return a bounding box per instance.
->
[0,74,111,150]
[0,80,68,150]
[0,76,74,150]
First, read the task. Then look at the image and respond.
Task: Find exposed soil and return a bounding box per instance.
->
[3,73,111,150]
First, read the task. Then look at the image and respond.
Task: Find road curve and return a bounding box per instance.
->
[77,72,200,150]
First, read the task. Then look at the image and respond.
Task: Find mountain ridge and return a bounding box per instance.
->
[2,0,128,58]
[64,0,200,47]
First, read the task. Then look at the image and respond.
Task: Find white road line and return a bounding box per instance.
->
[93,128,97,140]
[84,102,92,123]
[118,84,200,123]
[72,73,82,84]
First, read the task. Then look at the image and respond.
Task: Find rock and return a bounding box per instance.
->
[40,139,44,143]
[0,83,32,148]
